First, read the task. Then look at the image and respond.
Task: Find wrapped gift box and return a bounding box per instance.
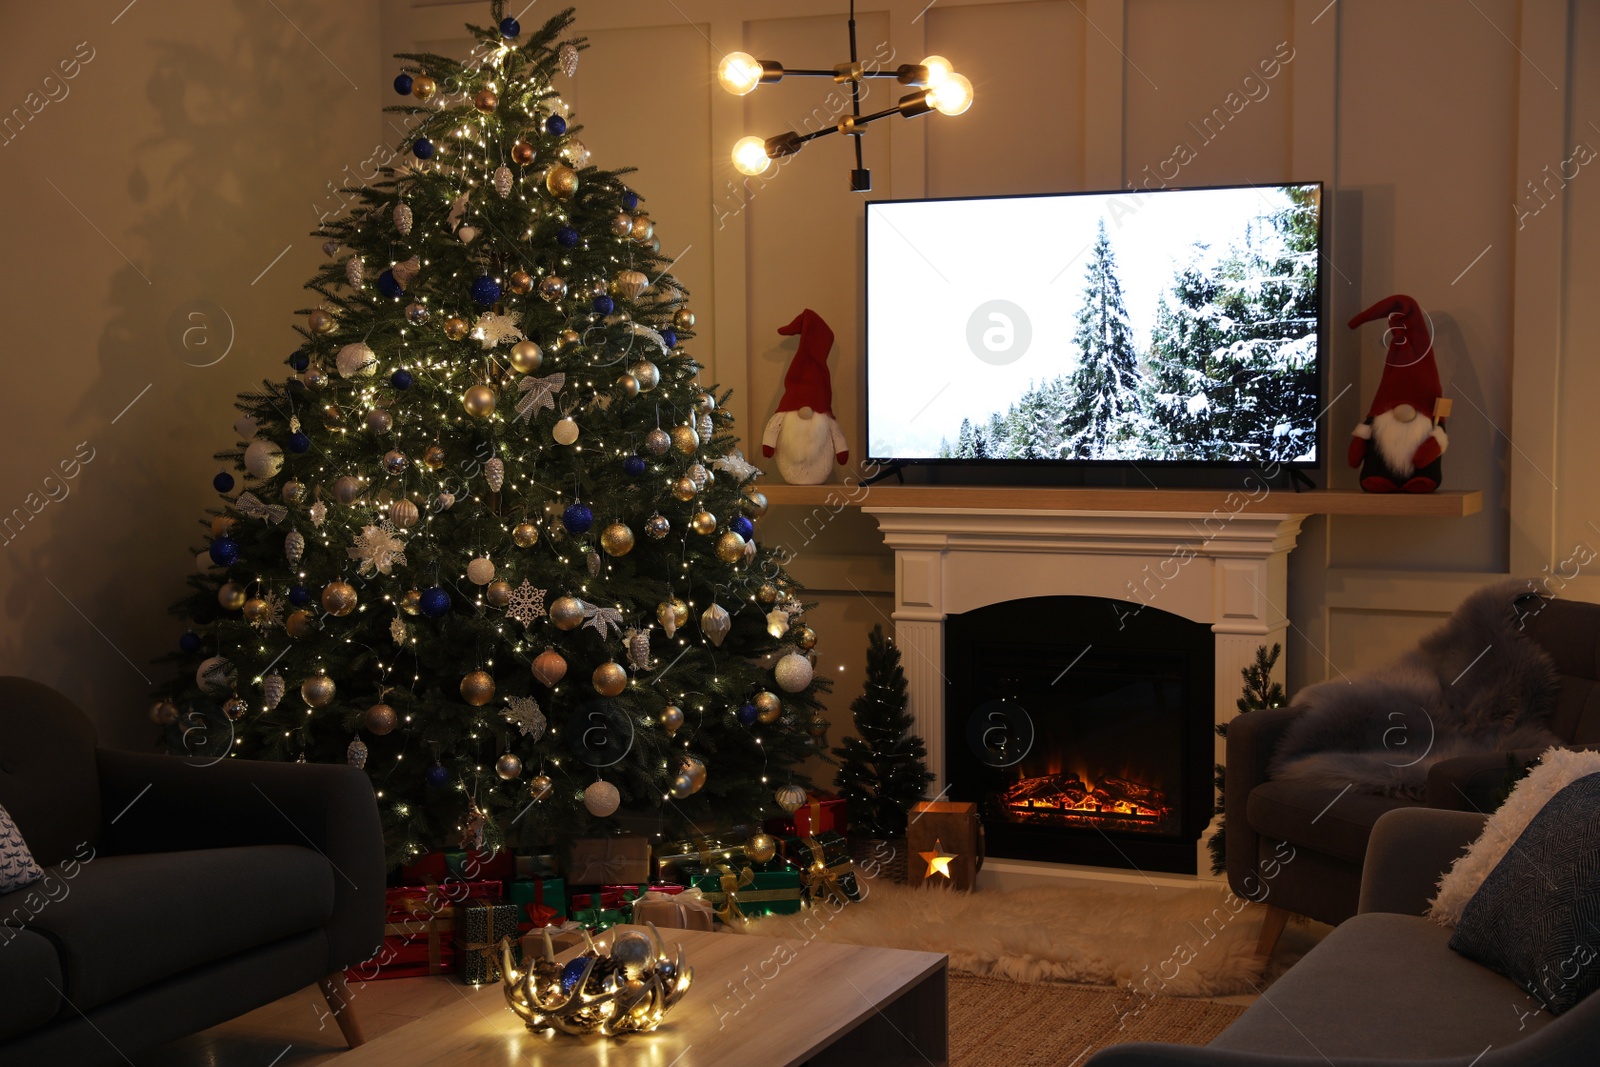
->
[567,834,651,885]
[513,851,561,880]
[692,864,803,920]
[444,849,514,882]
[508,877,567,928]
[631,888,715,931]
[518,923,588,963]
[654,836,746,884]
[346,911,456,982]
[785,831,862,905]
[385,879,501,918]
[764,792,848,839]
[571,905,630,932]
[568,885,644,911]
[452,899,523,984]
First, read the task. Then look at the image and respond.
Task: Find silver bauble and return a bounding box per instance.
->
[336,343,377,378]
[243,439,283,479]
[774,653,814,693]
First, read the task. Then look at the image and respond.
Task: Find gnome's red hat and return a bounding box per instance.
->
[1348,294,1441,418]
[774,309,836,416]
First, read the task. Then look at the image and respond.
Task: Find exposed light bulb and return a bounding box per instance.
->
[718,52,763,95]
[920,54,955,85]
[928,73,973,116]
[732,136,772,176]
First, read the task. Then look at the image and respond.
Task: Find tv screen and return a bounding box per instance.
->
[865,182,1323,468]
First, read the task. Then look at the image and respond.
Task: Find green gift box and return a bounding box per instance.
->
[572,906,629,932]
[451,899,521,984]
[655,836,747,883]
[790,830,862,904]
[508,877,567,926]
[692,864,803,919]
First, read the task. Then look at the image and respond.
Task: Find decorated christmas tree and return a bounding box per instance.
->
[832,626,932,839]
[150,5,828,867]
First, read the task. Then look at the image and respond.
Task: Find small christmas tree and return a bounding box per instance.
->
[832,626,932,839]
[1207,643,1286,874]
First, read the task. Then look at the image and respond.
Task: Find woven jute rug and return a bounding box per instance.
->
[948,973,1243,1066]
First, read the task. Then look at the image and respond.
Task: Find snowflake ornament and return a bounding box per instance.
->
[581,602,624,640]
[390,615,408,645]
[349,523,408,575]
[505,580,547,627]
[249,592,285,632]
[471,311,523,349]
[505,696,546,739]
[309,501,327,527]
[713,449,760,483]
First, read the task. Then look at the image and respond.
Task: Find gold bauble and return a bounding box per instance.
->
[509,340,543,373]
[532,649,568,686]
[616,373,639,398]
[601,522,635,556]
[209,515,235,537]
[552,417,579,445]
[630,215,654,243]
[472,88,498,113]
[241,597,270,623]
[486,580,513,608]
[149,700,179,726]
[281,481,307,505]
[217,582,247,611]
[511,140,535,165]
[674,307,696,330]
[557,328,581,348]
[285,610,315,638]
[549,595,585,630]
[753,690,782,724]
[463,384,497,417]
[367,408,394,433]
[495,752,523,780]
[742,489,769,518]
[757,583,779,605]
[466,557,496,585]
[658,598,689,631]
[411,75,437,101]
[508,270,534,295]
[512,522,540,548]
[715,531,746,563]
[301,673,336,707]
[321,580,357,617]
[629,360,660,391]
[660,704,684,734]
[400,589,423,615]
[795,626,817,650]
[746,833,777,863]
[690,511,717,536]
[365,703,398,735]
[422,445,446,470]
[444,316,469,341]
[610,212,633,238]
[460,669,495,706]
[545,164,578,200]
[308,309,335,335]
[332,475,362,504]
[529,774,553,800]
[592,661,628,697]
[671,477,697,502]
[671,424,699,455]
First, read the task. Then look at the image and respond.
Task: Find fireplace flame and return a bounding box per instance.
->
[997,769,1172,829]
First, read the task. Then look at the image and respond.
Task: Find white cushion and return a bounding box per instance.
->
[0,803,43,894]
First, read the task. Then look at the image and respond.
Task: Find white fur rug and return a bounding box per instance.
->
[740,877,1303,997]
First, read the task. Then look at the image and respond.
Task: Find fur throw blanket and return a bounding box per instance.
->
[1269,580,1561,798]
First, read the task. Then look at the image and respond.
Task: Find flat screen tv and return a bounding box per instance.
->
[864,182,1323,470]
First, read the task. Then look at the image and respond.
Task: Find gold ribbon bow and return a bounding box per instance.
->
[800,836,853,907]
[710,863,756,926]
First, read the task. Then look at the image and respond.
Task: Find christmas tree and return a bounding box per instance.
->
[832,626,932,839]
[1207,643,1285,875]
[1060,218,1145,459]
[150,5,828,867]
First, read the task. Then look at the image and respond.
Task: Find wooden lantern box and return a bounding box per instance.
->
[905,801,983,891]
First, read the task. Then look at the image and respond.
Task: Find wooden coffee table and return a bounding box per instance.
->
[337,925,948,1066]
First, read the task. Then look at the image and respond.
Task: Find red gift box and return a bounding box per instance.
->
[765,793,846,838]
[569,885,644,910]
[346,911,457,982]
[399,849,513,884]
[385,879,501,917]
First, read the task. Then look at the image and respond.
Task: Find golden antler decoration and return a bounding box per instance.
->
[499,923,693,1036]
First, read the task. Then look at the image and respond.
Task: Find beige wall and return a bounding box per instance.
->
[0,1,382,747]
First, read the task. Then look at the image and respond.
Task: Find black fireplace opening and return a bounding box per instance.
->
[944,595,1215,875]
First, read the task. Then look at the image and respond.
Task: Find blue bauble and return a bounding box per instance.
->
[420,586,451,618]
[377,270,403,298]
[413,137,434,159]
[737,703,759,726]
[391,369,415,390]
[289,351,310,371]
[621,191,639,212]
[499,16,520,37]
[393,73,413,95]
[288,585,312,607]
[208,536,240,567]
[660,328,677,349]
[592,295,614,316]
[559,957,591,994]
[545,115,567,136]
[556,226,580,248]
[471,275,502,306]
[178,632,202,654]
[562,503,594,534]
[212,472,235,493]
[623,455,647,477]
[424,763,450,788]
[287,432,311,453]
[731,516,754,539]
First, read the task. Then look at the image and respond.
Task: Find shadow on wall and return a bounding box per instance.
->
[0,0,373,749]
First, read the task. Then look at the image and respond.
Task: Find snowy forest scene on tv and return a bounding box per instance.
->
[865,184,1322,464]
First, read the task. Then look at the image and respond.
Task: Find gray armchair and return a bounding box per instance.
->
[0,677,385,1066]
[1088,806,1600,1065]
[1226,591,1600,951]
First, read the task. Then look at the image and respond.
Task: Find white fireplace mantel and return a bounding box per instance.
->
[860,505,1307,879]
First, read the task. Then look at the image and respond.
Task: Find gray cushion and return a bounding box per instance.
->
[2,846,333,1012]
[1451,772,1600,1014]
[1246,778,1423,864]
[1211,913,1552,1057]
[0,678,100,867]
[0,927,63,1040]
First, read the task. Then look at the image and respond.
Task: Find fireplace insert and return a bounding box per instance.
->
[943,595,1215,874]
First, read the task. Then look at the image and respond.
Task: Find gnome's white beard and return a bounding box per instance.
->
[774,411,837,485]
[1372,408,1436,478]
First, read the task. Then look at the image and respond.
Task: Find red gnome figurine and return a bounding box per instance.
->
[762,309,849,485]
[1347,295,1449,493]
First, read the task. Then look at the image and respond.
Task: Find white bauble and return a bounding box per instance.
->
[336,343,378,378]
[466,557,495,585]
[196,656,236,696]
[774,652,814,693]
[584,779,621,817]
[243,439,283,479]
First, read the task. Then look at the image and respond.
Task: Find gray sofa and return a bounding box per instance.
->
[1088,806,1600,1065]
[0,677,385,1065]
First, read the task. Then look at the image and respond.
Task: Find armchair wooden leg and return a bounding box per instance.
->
[317,972,367,1048]
[1255,905,1290,959]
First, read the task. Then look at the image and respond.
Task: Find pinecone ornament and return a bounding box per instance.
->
[494,165,513,198]
[347,738,369,769]
[393,202,413,236]
[261,672,285,710]
[345,256,363,289]
[627,628,651,671]
[284,529,305,565]
[484,457,504,492]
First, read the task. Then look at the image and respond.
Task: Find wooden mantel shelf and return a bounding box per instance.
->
[756,483,1482,517]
